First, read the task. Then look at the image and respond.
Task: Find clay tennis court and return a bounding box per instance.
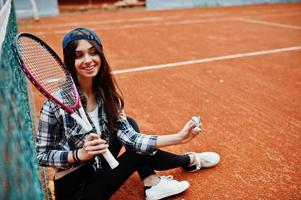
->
[18,2,301,199]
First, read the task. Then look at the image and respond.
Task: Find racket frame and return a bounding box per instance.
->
[12,33,80,114]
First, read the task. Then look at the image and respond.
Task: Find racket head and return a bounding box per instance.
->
[12,33,80,113]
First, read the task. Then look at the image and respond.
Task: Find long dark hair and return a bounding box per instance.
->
[63,40,124,135]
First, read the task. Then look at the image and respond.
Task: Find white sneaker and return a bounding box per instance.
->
[145,175,190,200]
[185,152,220,172]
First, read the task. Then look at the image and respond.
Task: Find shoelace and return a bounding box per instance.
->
[160,175,174,181]
[193,153,202,170]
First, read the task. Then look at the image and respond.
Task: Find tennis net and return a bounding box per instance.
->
[0,0,44,199]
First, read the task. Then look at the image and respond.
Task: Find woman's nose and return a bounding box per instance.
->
[83,54,92,63]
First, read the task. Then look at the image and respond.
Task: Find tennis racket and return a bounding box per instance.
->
[12,32,119,169]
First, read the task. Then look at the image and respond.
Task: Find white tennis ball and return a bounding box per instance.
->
[193,127,201,133]
[192,116,202,134]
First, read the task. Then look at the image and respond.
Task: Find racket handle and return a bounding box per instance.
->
[102,150,119,169]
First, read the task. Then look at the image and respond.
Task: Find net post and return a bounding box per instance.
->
[29,0,39,20]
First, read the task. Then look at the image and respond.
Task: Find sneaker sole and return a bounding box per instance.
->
[145,181,190,200]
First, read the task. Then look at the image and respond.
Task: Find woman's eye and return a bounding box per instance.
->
[90,50,97,56]
[75,53,83,59]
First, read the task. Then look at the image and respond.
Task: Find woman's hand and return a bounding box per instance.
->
[155,117,202,148]
[77,133,108,161]
[177,119,201,144]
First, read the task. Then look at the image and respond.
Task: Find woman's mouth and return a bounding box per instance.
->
[82,65,95,73]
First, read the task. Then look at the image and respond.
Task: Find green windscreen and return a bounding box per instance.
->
[0,0,44,199]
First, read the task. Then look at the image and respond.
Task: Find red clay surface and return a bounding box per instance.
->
[18,3,301,200]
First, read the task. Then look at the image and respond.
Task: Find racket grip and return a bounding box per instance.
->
[102,150,119,169]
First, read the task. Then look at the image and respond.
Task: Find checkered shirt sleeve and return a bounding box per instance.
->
[36,100,71,169]
[116,112,158,155]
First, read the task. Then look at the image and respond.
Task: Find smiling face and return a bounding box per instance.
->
[74,39,101,83]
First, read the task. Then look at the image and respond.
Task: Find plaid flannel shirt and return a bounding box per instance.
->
[36,93,158,170]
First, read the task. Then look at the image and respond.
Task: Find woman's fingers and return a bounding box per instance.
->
[189,119,197,128]
[184,120,196,134]
[86,133,100,141]
[85,138,106,146]
[85,132,106,148]
[85,144,109,151]
[88,150,108,155]
[79,133,108,160]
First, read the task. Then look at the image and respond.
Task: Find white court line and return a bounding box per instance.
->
[31,10,301,29]
[36,16,165,28]
[32,13,228,30]
[31,12,301,35]
[113,46,301,75]
[34,17,235,35]
[237,18,301,30]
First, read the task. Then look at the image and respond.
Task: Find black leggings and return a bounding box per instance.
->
[54,117,190,200]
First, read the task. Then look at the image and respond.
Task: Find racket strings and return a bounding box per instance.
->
[18,36,77,106]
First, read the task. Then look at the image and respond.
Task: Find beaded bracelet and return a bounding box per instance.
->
[75,149,81,162]
[72,149,80,162]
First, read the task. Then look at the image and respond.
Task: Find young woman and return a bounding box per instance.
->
[36,28,220,200]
